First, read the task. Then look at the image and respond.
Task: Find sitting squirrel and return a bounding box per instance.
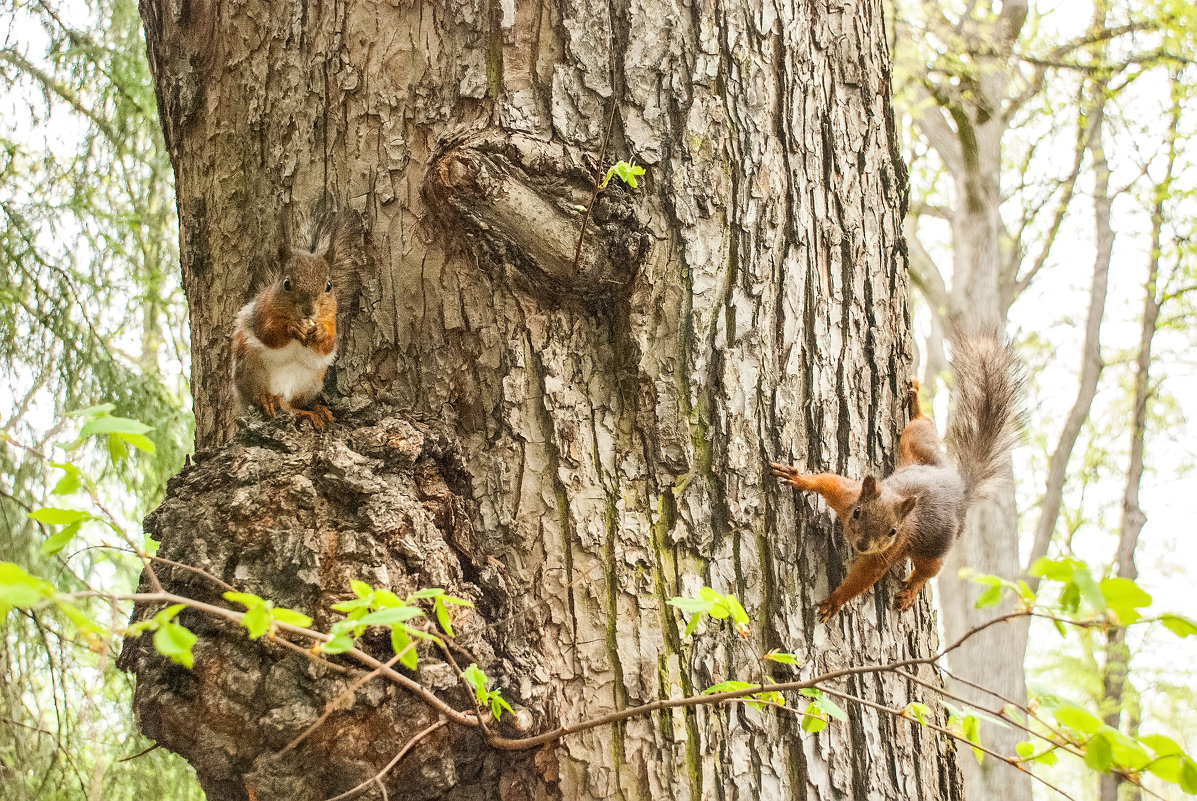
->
[771,330,1023,621]
[232,210,357,430]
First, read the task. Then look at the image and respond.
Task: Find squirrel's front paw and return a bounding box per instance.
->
[816,596,842,623]
[894,586,920,612]
[287,319,312,342]
[770,462,807,489]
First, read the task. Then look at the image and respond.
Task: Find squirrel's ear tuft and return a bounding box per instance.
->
[896,495,918,519]
[274,215,292,265]
[860,474,879,501]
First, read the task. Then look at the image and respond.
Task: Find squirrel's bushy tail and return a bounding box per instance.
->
[945,326,1025,501]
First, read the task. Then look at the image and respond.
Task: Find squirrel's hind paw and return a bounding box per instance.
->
[255,393,282,418]
[292,405,332,430]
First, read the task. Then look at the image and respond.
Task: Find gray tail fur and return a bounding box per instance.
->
[945,326,1026,501]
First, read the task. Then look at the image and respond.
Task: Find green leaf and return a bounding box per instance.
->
[1160,614,1197,638]
[357,606,423,627]
[330,597,371,613]
[974,584,1002,609]
[403,625,443,646]
[28,507,92,526]
[601,161,646,190]
[106,434,127,464]
[271,607,313,628]
[80,415,153,437]
[462,663,489,704]
[371,589,404,608]
[1029,557,1075,582]
[409,588,445,599]
[1100,577,1151,624]
[490,693,513,721]
[801,703,827,733]
[322,633,354,654]
[703,680,755,695]
[820,694,848,722]
[1059,582,1081,613]
[350,580,372,598]
[1107,728,1151,771]
[152,603,187,626]
[725,595,750,627]
[1016,580,1036,605]
[49,463,83,495]
[1055,704,1102,735]
[706,597,730,620]
[1140,734,1183,757]
[683,613,702,638]
[153,622,197,669]
[41,522,82,556]
[669,596,713,614]
[1016,741,1059,766]
[242,605,271,639]
[390,627,417,670]
[56,600,104,636]
[434,596,453,636]
[66,403,116,418]
[1147,754,1197,792]
[115,431,156,454]
[223,591,265,609]
[962,715,983,764]
[1072,564,1106,613]
[1084,730,1116,773]
[762,650,800,665]
[904,702,931,725]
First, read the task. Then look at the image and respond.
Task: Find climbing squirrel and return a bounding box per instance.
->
[232,209,358,430]
[771,330,1024,622]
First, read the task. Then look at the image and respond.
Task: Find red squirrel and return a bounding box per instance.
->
[232,211,357,430]
[772,331,1023,622]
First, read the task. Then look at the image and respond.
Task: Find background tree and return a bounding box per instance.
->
[890,1,1197,797]
[117,0,970,798]
[0,0,197,796]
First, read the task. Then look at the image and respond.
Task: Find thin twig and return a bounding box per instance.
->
[271,644,417,760]
[320,718,447,801]
[815,687,1079,801]
[569,101,619,275]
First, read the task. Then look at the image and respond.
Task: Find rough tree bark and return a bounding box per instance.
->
[122,1,967,799]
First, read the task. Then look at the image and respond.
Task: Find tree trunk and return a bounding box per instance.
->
[124,1,966,799]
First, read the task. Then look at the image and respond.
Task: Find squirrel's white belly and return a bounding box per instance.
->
[245,334,336,402]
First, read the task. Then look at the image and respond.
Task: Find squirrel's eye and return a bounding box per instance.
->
[325,280,332,293]
[889,528,897,537]
[282,278,292,292]
[852,508,860,520]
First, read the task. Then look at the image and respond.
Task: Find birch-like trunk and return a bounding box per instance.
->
[127,1,965,798]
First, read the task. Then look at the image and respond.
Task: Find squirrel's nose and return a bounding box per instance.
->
[302,302,315,318]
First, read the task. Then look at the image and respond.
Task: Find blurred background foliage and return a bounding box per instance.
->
[0,0,199,796]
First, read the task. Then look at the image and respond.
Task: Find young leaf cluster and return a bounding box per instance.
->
[322,581,472,669]
[668,586,750,637]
